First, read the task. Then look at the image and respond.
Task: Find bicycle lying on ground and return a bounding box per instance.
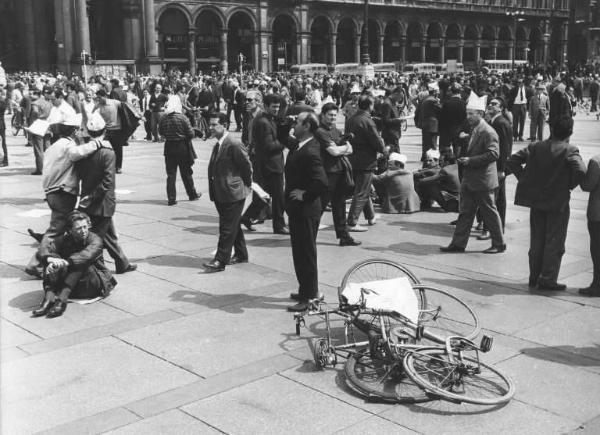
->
[293,259,515,405]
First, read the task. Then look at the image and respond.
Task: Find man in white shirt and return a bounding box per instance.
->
[510,77,531,142]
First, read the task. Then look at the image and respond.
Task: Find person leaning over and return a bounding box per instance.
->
[203,112,253,273]
[506,116,585,291]
[94,89,127,173]
[315,102,360,247]
[372,153,420,214]
[158,96,200,206]
[32,211,117,318]
[580,152,600,297]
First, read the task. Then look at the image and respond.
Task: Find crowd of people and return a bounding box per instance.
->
[1,62,600,317]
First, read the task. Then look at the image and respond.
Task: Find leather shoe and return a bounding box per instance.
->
[476,231,491,241]
[242,219,256,232]
[203,259,225,272]
[30,171,42,175]
[339,237,361,247]
[25,266,42,278]
[440,244,465,253]
[117,264,137,274]
[578,286,600,296]
[287,302,310,312]
[475,221,484,231]
[189,193,201,201]
[46,300,67,318]
[483,244,506,254]
[32,297,54,317]
[168,200,177,206]
[290,292,324,301]
[274,227,290,235]
[28,228,43,243]
[528,278,538,288]
[228,255,248,265]
[537,281,566,291]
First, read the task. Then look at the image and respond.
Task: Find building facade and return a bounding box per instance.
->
[0,0,573,74]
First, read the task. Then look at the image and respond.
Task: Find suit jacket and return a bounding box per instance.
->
[379,97,402,145]
[439,96,466,133]
[491,115,513,173]
[253,112,285,174]
[529,94,549,118]
[416,95,441,133]
[506,139,586,211]
[208,134,252,203]
[346,110,384,171]
[284,138,328,218]
[509,85,534,109]
[76,146,116,217]
[461,120,499,192]
[549,89,572,127]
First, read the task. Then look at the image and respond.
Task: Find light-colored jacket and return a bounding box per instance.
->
[42,138,103,196]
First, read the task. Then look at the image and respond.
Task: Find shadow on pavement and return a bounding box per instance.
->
[387,220,456,237]
[365,241,442,256]
[142,254,203,268]
[9,290,41,311]
[169,289,289,314]
[425,276,528,297]
[0,197,45,205]
[171,214,219,224]
[522,345,600,367]
[0,168,36,177]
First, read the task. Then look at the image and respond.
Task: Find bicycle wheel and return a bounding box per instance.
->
[11,114,21,136]
[403,348,515,405]
[338,259,420,305]
[412,285,480,342]
[401,119,408,132]
[345,348,432,403]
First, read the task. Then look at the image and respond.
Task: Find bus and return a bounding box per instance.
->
[402,63,436,75]
[372,62,397,74]
[289,63,328,75]
[435,62,465,74]
[482,59,527,74]
[331,63,360,76]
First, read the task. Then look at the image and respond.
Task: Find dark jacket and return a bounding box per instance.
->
[39,231,116,298]
[345,110,384,171]
[549,88,573,128]
[208,134,252,203]
[253,112,285,174]
[109,86,128,103]
[76,145,116,217]
[379,97,403,146]
[506,139,586,211]
[158,112,197,164]
[439,96,466,133]
[416,95,441,133]
[285,138,328,218]
[490,114,513,174]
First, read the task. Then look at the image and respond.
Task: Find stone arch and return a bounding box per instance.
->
[308,14,335,36]
[406,22,424,62]
[310,15,333,64]
[384,21,404,62]
[227,9,256,70]
[336,17,357,63]
[529,26,543,64]
[156,3,192,28]
[445,23,462,61]
[226,7,258,31]
[192,5,226,29]
[272,14,298,70]
[463,24,479,65]
[157,6,191,61]
[194,8,223,71]
[426,22,443,62]
[480,25,496,60]
[497,25,512,60]
[268,11,301,32]
[360,18,380,62]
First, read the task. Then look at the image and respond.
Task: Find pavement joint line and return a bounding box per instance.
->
[18,309,183,356]
[176,408,229,434]
[509,397,582,429]
[1,313,45,340]
[112,335,205,379]
[34,407,142,435]
[124,353,301,418]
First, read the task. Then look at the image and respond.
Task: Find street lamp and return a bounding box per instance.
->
[358,0,374,79]
[506,7,525,71]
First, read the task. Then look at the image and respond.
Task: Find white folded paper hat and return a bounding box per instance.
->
[466,91,487,111]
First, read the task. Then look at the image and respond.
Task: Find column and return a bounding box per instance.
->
[508,41,514,63]
[220,30,228,74]
[122,1,142,61]
[144,0,158,58]
[260,31,270,72]
[75,0,91,53]
[188,30,196,76]
[474,38,481,63]
[61,0,74,72]
[254,32,261,72]
[420,35,427,62]
[400,36,406,63]
[301,33,311,63]
[354,34,361,62]
[23,0,36,70]
[561,22,568,68]
[378,34,384,63]
[457,38,464,63]
[439,38,445,63]
[491,39,498,60]
[330,33,337,65]
[54,0,67,69]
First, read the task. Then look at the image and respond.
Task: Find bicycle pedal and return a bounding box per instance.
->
[480,335,493,353]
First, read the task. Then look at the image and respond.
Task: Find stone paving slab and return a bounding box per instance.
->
[104,409,221,435]
[181,375,374,435]
[1,337,198,434]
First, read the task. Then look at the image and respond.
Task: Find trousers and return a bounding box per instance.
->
[347,170,375,226]
[452,187,504,249]
[289,214,320,301]
[31,134,50,172]
[90,215,130,273]
[588,220,600,288]
[529,205,570,285]
[165,152,197,202]
[215,199,247,264]
[512,104,526,138]
[321,172,350,239]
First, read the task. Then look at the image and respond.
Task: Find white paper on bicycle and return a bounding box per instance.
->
[25,119,50,137]
[341,277,419,324]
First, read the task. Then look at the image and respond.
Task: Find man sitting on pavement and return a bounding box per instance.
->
[414,153,460,213]
[372,153,420,214]
[32,211,117,318]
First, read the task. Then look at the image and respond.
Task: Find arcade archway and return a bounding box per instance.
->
[228,11,255,72]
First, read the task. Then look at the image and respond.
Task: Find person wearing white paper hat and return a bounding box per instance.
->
[440,91,506,254]
[75,111,137,275]
[25,112,113,278]
[372,152,420,214]
[415,82,441,164]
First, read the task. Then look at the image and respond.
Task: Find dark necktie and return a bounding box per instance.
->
[519,87,523,101]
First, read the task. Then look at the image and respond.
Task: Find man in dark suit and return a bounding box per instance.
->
[109,79,128,103]
[439,83,467,159]
[548,82,572,136]
[285,111,328,312]
[379,88,404,153]
[415,86,441,162]
[345,95,384,232]
[204,112,253,272]
[252,93,289,234]
[441,93,506,254]
[76,112,136,275]
[484,96,513,234]
[509,77,533,142]
[506,116,585,291]
[590,75,599,113]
